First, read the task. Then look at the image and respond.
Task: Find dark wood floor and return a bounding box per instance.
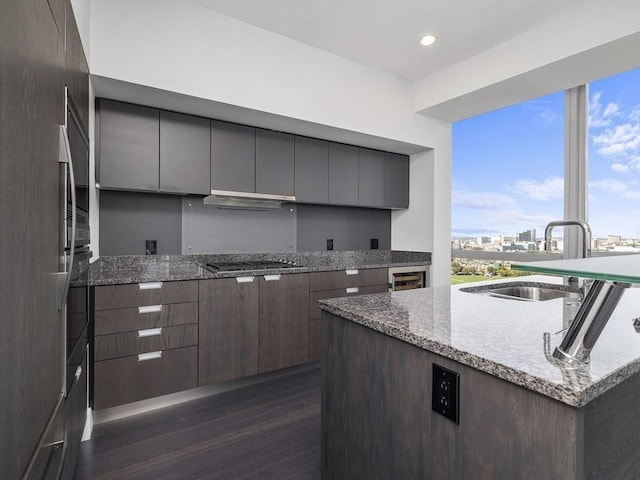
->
[74,366,321,480]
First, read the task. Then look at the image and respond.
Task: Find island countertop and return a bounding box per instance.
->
[89,250,431,286]
[318,275,640,407]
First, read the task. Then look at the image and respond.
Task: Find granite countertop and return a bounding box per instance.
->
[318,275,640,407]
[89,250,431,286]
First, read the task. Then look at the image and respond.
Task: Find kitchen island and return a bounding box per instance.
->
[318,275,640,479]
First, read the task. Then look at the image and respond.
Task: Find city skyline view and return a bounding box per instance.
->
[452,67,640,240]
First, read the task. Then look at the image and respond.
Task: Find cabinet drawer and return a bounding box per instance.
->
[309,268,387,291]
[94,346,198,410]
[95,324,198,361]
[309,284,388,320]
[95,302,198,335]
[95,280,198,310]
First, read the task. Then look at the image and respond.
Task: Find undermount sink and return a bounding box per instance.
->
[460,281,581,302]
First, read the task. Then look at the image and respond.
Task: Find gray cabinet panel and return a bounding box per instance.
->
[294,136,329,203]
[385,153,409,209]
[358,148,385,208]
[65,0,89,134]
[97,100,160,191]
[328,143,359,206]
[160,111,210,194]
[0,1,65,477]
[211,120,255,192]
[256,129,295,196]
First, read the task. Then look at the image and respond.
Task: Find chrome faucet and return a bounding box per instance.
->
[544,219,592,258]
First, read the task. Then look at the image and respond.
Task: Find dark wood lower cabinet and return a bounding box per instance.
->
[62,352,88,480]
[322,311,640,480]
[259,274,310,373]
[199,278,260,385]
[94,346,198,410]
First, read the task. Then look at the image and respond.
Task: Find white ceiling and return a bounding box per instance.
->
[190,0,598,81]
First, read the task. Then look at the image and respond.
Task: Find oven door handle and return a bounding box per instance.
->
[58,124,76,311]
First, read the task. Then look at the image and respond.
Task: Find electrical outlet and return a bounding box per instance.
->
[370,238,379,249]
[432,363,460,424]
[145,239,157,255]
[326,239,334,251]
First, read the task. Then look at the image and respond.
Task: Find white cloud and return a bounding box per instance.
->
[593,123,640,157]
[611,163,630,173]
[452,190,515,209]
[589,92,620,128]
[512,176,563,201]
[590,178,640,199]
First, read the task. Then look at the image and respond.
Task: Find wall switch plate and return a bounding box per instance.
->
[432,363,460,424]
[370,238,379,249]
[145,239,157,255]
[327,239,334,250]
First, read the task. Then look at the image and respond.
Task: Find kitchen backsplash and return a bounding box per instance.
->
[99,191,391,255]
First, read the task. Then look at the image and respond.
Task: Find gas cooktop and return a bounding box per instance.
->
[204,260,304,273]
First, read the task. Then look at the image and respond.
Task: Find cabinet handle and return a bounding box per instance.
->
[236,276,255,283]
[346,287,359,294]
[139,282,162,290]
[263,274,281,281]
[138,351,162,361]
[138,305,162,314]
[138,327,162,338]
[345,269,359,276]
[74,366,82,381]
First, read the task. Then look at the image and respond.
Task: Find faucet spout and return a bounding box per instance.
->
[544,219,592,258]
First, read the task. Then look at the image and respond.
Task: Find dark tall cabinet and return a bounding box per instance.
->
[294,136,329,203]
[358,148,386,207]
[385,153,410,209]
[160,111,210,195]
[328,142,359,206]
[97,100,160,191]
[255,129,295,196]
[211,120,256,193]
[0,0,65,478]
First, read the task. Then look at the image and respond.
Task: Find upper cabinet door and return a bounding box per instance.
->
[328,142,359,206]
[160,111,210,195]
[385,153,410,209]
[211,121,256,193]
[97,100,160,192]
[65,0,89,134]
[294,136,329,204]
[256,129,295,196]
[358,148,385,208]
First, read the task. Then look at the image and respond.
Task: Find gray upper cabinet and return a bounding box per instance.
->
[160,111,210,195]
[97,100,160,192]
[294,136,329,204]
[328,142,359,206]
[385,153,410,209]
[211,120,256,193]
[358,148,386,208]
[256,129,295,196]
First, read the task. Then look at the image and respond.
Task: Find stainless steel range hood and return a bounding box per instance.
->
[203,190,295,210]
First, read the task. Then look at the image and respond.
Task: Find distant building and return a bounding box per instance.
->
[477,236,491,245]
[517,229,536,242]
[607,235,622,244]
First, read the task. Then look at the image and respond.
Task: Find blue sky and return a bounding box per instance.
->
[452,67,640,240]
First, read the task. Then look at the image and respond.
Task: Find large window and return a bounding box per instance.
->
[452,91,564,249]
[588,67,640,253]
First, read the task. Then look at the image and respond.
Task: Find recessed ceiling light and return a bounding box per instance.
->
[419,35,437,47]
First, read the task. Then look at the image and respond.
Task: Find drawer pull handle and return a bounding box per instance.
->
[346,287,359,294]
[345,269,359,276]
[138,327,162,338]
[263,274,281,281]
[74,366,82,381]
[138,351,162,361]
[139,282,162,290]
[236,276,255,283]
[138,305,162,314]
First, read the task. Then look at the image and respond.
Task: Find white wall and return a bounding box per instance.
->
[89,0,453,285]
